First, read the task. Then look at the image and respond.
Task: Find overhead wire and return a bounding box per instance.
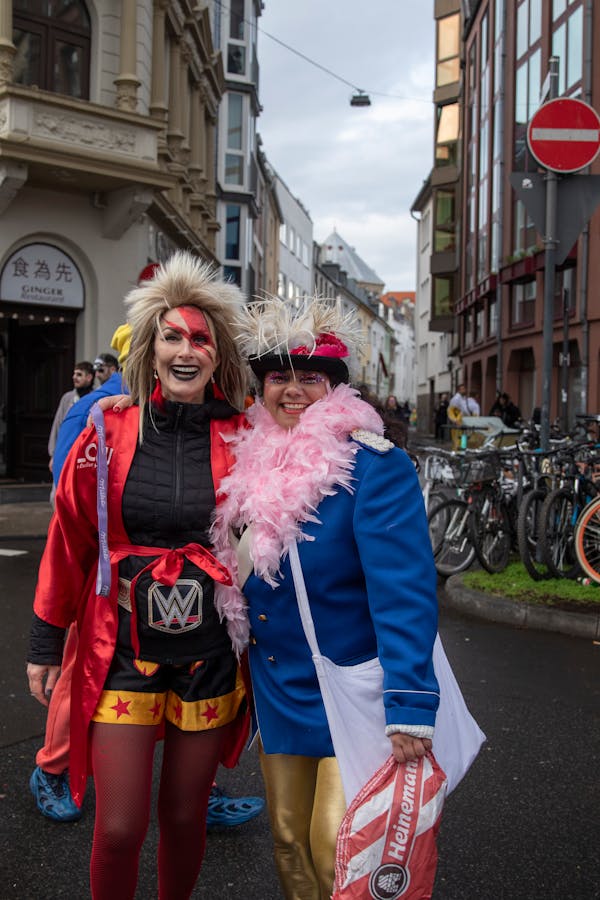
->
[211,0,430,103]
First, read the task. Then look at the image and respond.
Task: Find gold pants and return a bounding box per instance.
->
[259,746,347,900]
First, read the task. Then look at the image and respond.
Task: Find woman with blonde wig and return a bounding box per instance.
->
[27,252,251,899]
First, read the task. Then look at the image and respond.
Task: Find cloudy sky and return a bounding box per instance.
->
[256,1,435,292]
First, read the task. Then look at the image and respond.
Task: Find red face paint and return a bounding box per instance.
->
[162,306,216,358]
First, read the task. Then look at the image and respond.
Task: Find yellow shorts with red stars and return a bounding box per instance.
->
[91,647,244,732]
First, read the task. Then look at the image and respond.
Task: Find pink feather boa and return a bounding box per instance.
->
[211,384,384,649]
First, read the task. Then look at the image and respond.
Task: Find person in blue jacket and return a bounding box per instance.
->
[211,297,439,900]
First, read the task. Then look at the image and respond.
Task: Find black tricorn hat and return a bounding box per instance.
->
[238,297,360,385]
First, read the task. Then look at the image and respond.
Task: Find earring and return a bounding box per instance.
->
[153,369,158,380]
[210,374,216,384]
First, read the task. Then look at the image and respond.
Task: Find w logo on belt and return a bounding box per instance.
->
[148,580,203,633]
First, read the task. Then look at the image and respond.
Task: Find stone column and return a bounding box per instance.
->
[0,0,16,88]
[114,0,141,111]
[189,83,207,236]
[167,37,184,156]
[188,83,205,188]
[150,0,169,122]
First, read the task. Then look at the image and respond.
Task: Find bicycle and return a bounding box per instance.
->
[574,493,600,583]
[538,443,600,579]
[427,450,497,577]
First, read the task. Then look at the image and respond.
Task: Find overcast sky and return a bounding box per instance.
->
[256,1,435,292]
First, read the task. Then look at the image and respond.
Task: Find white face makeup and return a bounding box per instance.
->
[153,306,218,404]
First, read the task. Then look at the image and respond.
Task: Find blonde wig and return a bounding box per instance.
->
[124,251,247,440]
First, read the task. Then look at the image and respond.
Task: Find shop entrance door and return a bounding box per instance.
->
[2,314,75,481]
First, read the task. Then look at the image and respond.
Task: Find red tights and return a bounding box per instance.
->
[89,720,225,900]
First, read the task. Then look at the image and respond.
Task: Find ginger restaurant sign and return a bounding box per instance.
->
[1,243,84,309]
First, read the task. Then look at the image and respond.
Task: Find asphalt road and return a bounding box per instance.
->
[1,537,599,899]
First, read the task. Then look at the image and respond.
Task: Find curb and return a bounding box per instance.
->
[443,574,600,641]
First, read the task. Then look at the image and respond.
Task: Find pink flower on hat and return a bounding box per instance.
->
[290,333,349,359]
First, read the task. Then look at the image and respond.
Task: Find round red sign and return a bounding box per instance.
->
[527,98,600,173]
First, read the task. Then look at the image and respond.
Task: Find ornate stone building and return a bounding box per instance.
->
[0,1,225,480]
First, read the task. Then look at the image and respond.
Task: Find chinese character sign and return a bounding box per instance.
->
[0,243,85,308]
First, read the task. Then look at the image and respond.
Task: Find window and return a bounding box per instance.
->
[223,266,241,287]
[227,0,246,76]
[511,280,536,326]
[432,275,454,318]
[553,267,576,318]
[475,304,485,343]
[463,309,473,347]
[488,297,498,336]
[225,93,244,186]
[552,4,583,95]
[13,0,90,99]
[436,13,460,87]
[225,205,241,261]
[279,223,286,247]
[435,103,459,167]
[434,189,456,253]
[514,49,541,171]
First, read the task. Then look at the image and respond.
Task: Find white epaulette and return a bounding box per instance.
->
[351,428,395,454]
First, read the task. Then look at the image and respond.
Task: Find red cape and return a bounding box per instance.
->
[34,407,249,807]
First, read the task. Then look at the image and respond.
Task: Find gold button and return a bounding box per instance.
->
[258,614,268,621]
[268,655,276,663]
[250,636,257,645]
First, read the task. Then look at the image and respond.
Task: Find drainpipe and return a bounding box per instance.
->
[495,0,506,396]
[579,0,593,413]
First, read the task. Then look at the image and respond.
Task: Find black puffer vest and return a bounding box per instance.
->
[117,398,236,664]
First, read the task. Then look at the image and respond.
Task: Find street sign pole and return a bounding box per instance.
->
[540,57,560,451]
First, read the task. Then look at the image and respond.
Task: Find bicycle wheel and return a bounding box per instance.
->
[539,487,582,579]
[574,495,600,583]
[469,489,511,573]
[428,498,475,577]
[517,488,550,580]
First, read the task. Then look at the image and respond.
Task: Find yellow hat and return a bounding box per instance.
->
[111,323,132,366]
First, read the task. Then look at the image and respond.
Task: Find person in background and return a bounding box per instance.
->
[93,352,119,386]
[382,394,408,448]
[488,391,504,418]
[449,382,469,417]
[466,392,480,416]
[448,383,469,450]
[48,361,94,481]
[489,392,521,427]
[434,392,449,441]
[27,253,258,899]
[31,286,264,834]
[499,392,521,428]
[210,297,439,900]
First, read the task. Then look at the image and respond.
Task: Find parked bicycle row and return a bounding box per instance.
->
[418,436,600,583]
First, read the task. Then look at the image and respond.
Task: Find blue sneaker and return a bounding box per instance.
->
[206,785,264,827]
[29,766,82,822]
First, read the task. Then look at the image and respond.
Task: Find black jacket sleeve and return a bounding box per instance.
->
[28,613,66,665]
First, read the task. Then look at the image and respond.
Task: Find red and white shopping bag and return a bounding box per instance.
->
[333,752,447,900]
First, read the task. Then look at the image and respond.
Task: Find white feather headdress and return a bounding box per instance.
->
[236,296,364,377]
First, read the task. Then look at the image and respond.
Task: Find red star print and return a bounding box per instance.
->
[110,696,132,719]
[149,700,162,721]
[202,702,219,723]
[173,700,183,722]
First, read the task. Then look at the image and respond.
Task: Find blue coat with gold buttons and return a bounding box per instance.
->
[243,439,439,757]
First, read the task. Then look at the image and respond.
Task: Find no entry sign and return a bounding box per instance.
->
[527,98,600,173]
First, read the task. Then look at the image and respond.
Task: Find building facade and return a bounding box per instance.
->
[275,173,313,302]
[212,0,263,297]
[457,0,599,423]
[380,292,417,406]
[412,174,453,434]
[0,1,227,480]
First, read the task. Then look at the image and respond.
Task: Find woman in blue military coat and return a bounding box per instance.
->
[211,297,439,900]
